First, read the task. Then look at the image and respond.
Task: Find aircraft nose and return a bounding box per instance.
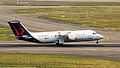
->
[98,35,104,39]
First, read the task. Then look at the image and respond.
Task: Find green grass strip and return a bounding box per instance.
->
[2,3,120,6]
[0,25,16,41]
[0,53,119,67]
[15,8,120,14]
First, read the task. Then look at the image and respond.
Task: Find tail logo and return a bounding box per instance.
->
[12,24,24,35]
[19,28,24,35]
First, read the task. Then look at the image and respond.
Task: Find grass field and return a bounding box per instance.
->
[0,26,13,34]
[0,25,16,41]
[15,7,120,31]
[2,3,120,6]
[0,53,119,67]
[39,14,120,31]
[15,8,120,14]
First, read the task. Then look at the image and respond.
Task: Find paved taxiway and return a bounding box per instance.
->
[1,0,120,3]
[0,6,120,61]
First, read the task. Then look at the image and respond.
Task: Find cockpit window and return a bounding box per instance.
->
[93,33,97,34]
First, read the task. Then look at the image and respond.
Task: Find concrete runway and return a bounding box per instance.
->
[0,6,120,61]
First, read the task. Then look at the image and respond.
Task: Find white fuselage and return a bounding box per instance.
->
[8,21,104,45]
[30,30,104,43]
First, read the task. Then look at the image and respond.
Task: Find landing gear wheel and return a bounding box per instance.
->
[96,40,99,44]
[56,40,64,46]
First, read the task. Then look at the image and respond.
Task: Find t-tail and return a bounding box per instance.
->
[8,20,40,43]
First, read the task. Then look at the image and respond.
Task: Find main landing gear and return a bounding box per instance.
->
[56,40,64,46]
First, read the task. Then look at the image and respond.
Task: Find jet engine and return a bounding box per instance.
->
[68,35,76,40]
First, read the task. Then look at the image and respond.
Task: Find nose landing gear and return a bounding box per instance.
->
[96,40,99,44]
[96,40,104,46]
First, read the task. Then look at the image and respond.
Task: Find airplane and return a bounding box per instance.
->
[8,20,104,45]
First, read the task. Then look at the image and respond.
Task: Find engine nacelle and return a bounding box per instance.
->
[68,35,76,40]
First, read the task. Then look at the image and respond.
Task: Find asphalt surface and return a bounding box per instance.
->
[1,0,120,3]
[0,6,120,61]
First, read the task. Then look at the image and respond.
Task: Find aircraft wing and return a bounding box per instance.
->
[55,32,71,44]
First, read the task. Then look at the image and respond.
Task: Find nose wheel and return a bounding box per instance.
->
[96,40,99,44]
